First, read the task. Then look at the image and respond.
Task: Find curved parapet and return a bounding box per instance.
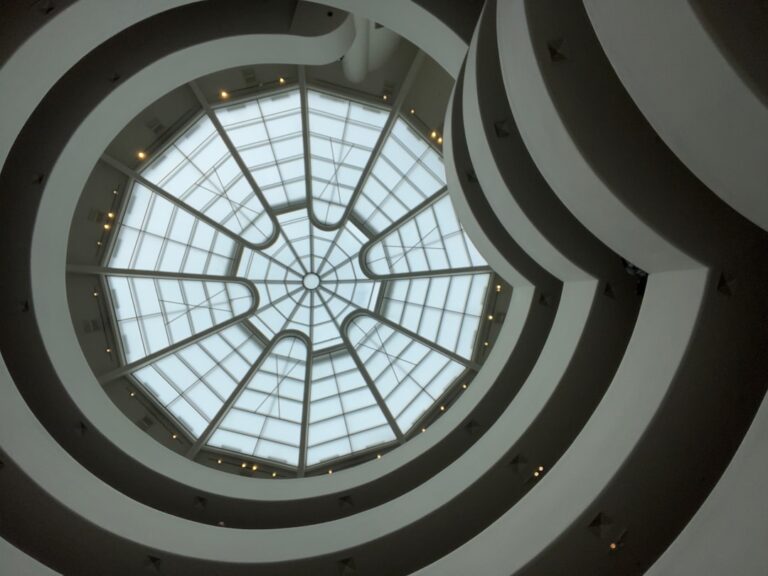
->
[584,0,768,234]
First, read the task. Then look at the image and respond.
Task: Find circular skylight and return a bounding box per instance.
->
[101,86,493,473]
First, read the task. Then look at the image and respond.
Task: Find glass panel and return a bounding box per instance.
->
[307,91,388,226]
[215,90,305,210]
[306,349,395,466]
[352,118,445,233]
[132,324,263,438]
[207,336,307,467]
[110,183,237,274]
[140,116,274,244]
[347,315,465,432]
[382,274,490,358]
[365,193,486,275]
[108,276,253,363]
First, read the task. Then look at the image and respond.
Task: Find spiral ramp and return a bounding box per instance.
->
[0,2,766,575]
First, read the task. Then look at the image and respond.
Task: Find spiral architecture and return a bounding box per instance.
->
[1,2,767,575]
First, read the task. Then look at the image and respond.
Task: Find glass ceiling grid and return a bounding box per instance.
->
[382,274,491,359]
[131,324,264,438]
[351,119,446,233]
[306,90,388,226]
[100,84,496,472]
[306,348,396,466]
[214,90,306,211]
[140,115,274,245]
[108,276,253,364]
[109,183,238,276]
[207,336,308,466]
[347,315,465,432]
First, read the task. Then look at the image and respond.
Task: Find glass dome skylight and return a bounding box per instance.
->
[102,86,492,473]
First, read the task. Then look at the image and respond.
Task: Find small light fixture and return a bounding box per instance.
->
[217,459,223,464]
[96,241,102,246]
[409,108,415,115]
[376,454,382,460]
[252,464,258,471]
[421,427,427,433]
[272,471,278,478]
[487,314,494,321]
[382,94,389,102]
[533,471,540,478]
[328,469,333,475]
[430,130,438,140]
[440,405,445,412]
[609,542,617,551]
[137,151,147,160]
[484,341,489,347]
[278,77,286,85]
[92,290,99,297]
[172,433,178,440]
[105,347,112,353]
[496,284,502,292]
[219,90,230,100]
[241,463,247,469]
[112,189,118,195]
[103,223,111,231]
[218,521,226,527]
[462,383,468,390]
[107,212,115,219]
[538,465,544,472]
[129,392,135,397]
[437,136,443,145]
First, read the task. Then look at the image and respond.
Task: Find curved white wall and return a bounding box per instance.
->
[0,537,61,576]
[584,0,768,235]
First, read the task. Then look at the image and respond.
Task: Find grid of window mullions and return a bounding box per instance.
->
[354,323,446,421]
[366,193,485,276]
[115,278,238,360]
[381,207,444,272]
[105,87,498,471]
[111,184,237,275]
[311,145,358,209]
[239,248,303,281]
[383,275,485,358]
[156,137,271,241]
[307,91,386,224]
[138,331,250,422]
[354,135,443,232]
[249,287,308,338]
[213,341,307,461]
[251,98,303,205]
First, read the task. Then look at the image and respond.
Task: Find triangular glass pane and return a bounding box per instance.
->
[207,336,308,467]
[109,183,237,275]
[307,90,388,226]
[306,349,396,466]
[107,276,254,363]
[131,323,264,438]
[346,315,465,432]
[140,115,274,244]
[365,193,486,276]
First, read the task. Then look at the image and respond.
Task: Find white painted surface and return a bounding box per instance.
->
[463,13,591,282]
[585,0,768,234]
[415,268,709,575]
[0,537,61,576]
[646,391,768,576]
[496,0,698,273]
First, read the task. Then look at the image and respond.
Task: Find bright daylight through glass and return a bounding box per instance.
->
[103,86,492,472]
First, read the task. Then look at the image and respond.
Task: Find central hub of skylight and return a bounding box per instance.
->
[100,86,494,474]
[302,273,320,290]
